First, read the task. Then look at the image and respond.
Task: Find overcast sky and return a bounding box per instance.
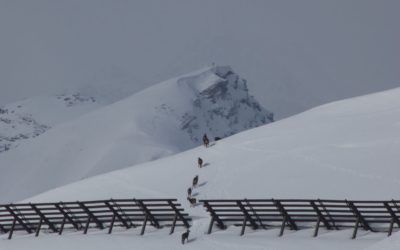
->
[1,0,399,118]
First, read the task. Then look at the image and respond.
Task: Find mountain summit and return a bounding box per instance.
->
[0,65,273,202]
[180,65,273,143]
[143,65,273,146]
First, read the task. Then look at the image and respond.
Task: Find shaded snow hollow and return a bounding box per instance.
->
[0,65,273,203]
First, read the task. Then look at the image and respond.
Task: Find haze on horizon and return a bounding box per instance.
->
[1,0,399,119]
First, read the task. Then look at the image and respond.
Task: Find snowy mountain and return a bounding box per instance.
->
[0,65,273,203]
[179,65,273,143]
[0,93,102,153]
[4,87,400,250]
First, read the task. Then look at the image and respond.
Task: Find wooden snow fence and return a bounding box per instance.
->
[0,199,191,239]
[200,199,400,239]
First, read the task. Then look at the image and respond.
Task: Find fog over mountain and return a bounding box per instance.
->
[1,0,399,118]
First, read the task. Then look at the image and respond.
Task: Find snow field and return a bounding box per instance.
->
[5,87,400,249]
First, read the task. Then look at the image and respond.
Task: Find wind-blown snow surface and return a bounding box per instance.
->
[5,87,399,250]
[0,66,272,203]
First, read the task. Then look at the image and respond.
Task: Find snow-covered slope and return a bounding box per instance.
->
[0,66,272,203]
[10,87,400,250]
[0,93,102,153]
[27,87,400,202]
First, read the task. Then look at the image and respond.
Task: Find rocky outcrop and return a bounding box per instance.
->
[180,66,273,143]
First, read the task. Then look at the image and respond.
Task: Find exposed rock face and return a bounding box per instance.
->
[58,93,96,107]
[180,66,273,143]
[0,94,98,153]
[0,109,49,153]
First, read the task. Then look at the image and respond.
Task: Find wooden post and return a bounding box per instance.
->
[84,217,91,234]
[240,216,248,236]
[279,216,287,237]
[207,216,215,234]
[8,218,17,240]
[105,200,131,229]
[108,214,116,234]
[237,201,258,230]
[55,203,81,231]
[347,201,371,232]
[169,213,178,235]
[203,201,225,230]
[0,223,7,234]
[352,217,360,239]
[79,202,104,230]
[31,204,58,233]
[168,200,191,229]
[274,200,298,231]
[59,216,67,235]
[314,217,321,237]
[388,218,395,237]
[35,218,43,237]
[5,205,33,234]
[136,200,160,229]
[318,199,339,230]
[310,201,331,230]
[140,214,149,235]
[384,202,400,236]
[244,199,266,229]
